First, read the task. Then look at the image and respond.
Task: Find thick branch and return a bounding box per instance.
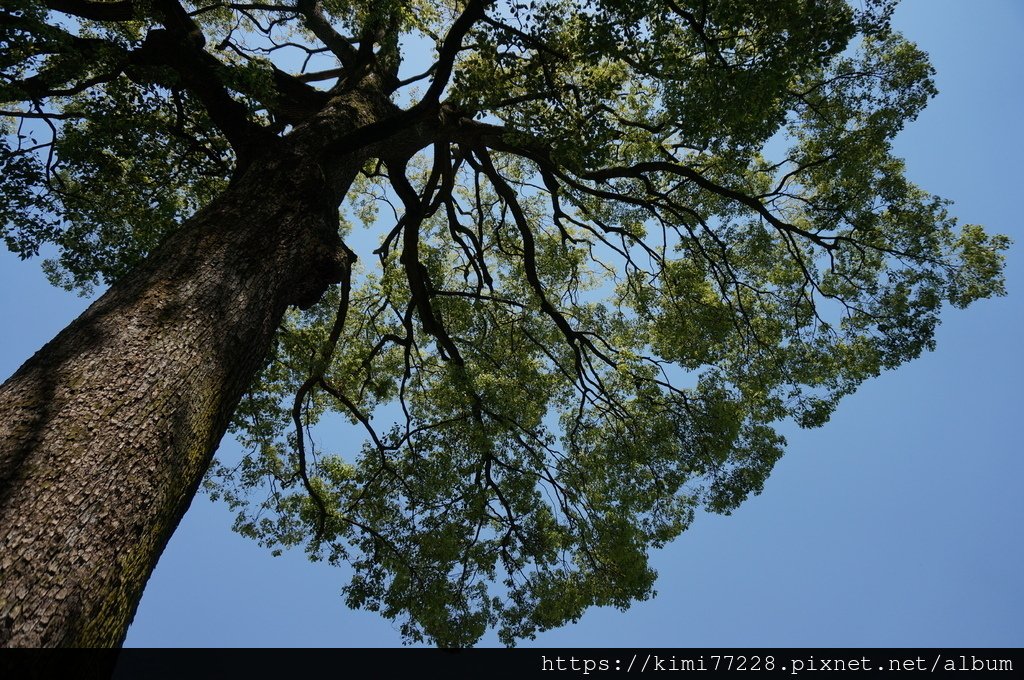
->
[131,28,271,160]
[295,0,359,68]
[389,158,464,365]
[415,0,492,109]
[43,0,136,21]
[268,64,330,124]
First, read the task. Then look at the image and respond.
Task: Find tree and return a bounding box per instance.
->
[0,0,1009,648]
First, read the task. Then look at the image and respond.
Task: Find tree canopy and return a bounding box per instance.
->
[0,0,1009,646]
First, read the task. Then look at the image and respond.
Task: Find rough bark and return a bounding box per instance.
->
[0,127,367,647]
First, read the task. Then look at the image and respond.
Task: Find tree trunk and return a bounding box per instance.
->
[0,140,365,646]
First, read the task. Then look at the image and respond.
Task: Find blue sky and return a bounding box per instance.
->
[1,0,1021,647]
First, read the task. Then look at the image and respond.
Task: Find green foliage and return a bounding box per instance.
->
[4,0,1010,646]
[44,79,231,289]
[1,2,232,289]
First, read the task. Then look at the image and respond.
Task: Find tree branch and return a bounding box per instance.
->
[584,161,836,249]
[295,0,359,68]
[415,0,493,110]
[471,147,618,374]
[43,0,136,21]
[389,157,465,365]
[290,245,356,541]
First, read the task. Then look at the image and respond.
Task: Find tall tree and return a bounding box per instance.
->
[0,0,1008,647]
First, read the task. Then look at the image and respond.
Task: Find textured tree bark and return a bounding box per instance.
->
[0,139,364,647]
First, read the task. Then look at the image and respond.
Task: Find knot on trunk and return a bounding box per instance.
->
[290,242,350,310]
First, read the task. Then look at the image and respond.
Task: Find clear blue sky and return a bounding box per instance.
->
[1,0,1021,647]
